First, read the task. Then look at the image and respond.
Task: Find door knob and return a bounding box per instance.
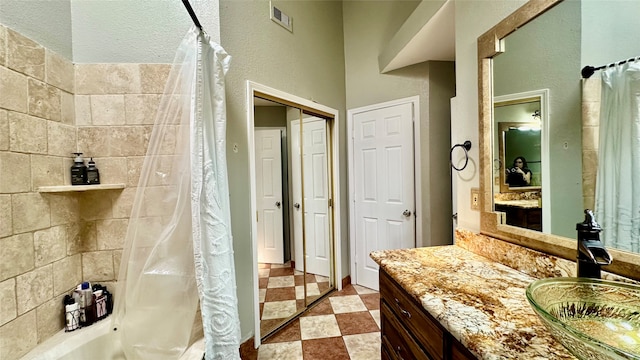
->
[402,210,411,217]
[294,203,300,209]
[275,201,281,208]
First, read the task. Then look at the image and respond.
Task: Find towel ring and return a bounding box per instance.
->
[450,140,472,171]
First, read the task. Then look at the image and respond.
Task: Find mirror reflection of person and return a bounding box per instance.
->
[506,156,531,186]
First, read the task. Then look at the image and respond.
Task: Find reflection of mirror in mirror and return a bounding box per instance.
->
[507,139,535,185]
[503,125,540,187]
[253,96,335,340]
[495,119,543,232]
[493,91,547,233]
[494,97,543,191]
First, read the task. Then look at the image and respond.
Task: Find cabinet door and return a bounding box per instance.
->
[380,270,444,359]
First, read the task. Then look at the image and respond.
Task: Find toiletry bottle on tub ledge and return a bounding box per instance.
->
[78,282,96,326]
[63,295,80,331]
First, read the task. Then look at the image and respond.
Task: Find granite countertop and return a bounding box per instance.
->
[494,199,541,209]
[370,245,576,360]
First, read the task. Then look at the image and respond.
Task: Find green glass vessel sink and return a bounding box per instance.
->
[526,277,640,360]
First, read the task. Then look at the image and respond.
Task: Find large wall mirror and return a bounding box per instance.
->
[478,0,640,280]
[248,82,341,344]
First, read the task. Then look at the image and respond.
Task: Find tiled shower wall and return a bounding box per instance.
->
[581,77,600,211]
[0,24,79,360]
[0,25,170,360]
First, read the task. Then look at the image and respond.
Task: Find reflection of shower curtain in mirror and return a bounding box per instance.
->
[113,26,240,359]
[595,62,640,252]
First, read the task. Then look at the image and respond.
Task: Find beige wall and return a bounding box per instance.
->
[0,24,170,360]
[220,0,347,341]
[343,0,421,110]
[0,0,72,59]
[343,1,455,247]
[0,0,218,64]
[71,1,219,63]
[425,61,456,245]
[452,0,526,233]
[255,106,286,128]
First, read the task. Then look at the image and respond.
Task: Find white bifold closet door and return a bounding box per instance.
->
[292,118,331,277]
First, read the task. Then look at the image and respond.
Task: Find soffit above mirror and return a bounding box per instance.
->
[378,0,454,73]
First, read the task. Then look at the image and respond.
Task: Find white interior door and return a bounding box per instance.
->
[255,129,284,264]
[292,118,331,276]
[353,102,415,290]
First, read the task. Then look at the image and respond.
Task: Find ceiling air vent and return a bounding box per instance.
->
[270,2,292,32]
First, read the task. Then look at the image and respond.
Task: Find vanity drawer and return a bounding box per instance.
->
[381,301,432,360]
[380,269,444,359]
[381,338,394,360]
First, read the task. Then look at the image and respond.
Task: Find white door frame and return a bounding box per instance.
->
[247,81,342,346]
[347,96,421,287]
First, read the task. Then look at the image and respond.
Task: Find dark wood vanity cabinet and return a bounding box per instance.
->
[380,269,477,360]
[494,204,542,231]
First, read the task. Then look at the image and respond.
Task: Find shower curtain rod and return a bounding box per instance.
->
[182,0,203,31]
[581,56,640,79]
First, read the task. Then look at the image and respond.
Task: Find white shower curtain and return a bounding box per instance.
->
[594,61,640,252]
[113,26,240,359]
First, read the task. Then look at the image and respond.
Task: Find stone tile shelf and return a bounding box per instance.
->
[37,184,125,193]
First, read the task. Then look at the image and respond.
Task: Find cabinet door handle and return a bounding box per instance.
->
[394,298,412,319]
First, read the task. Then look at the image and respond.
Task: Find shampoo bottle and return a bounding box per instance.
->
[79,282,95,326]
[63,295,80,331]
[93,290,106,319]
[70,153,87,185]
[86,158,100,185]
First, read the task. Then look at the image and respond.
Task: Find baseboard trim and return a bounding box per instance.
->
[342,274,351,289]
[239,336,258,359]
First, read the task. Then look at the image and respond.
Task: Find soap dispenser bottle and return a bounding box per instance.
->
[70,153,87,185]
[86,158,100,185]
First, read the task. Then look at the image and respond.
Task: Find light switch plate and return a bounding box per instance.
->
[471,187,480,211]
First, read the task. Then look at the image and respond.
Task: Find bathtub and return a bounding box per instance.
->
[20,320,205,360]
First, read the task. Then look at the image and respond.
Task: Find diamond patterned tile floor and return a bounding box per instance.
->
[249,283,381,360]
[258,262,332,337]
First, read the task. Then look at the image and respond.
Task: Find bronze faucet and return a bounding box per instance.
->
[576,209,612,278]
